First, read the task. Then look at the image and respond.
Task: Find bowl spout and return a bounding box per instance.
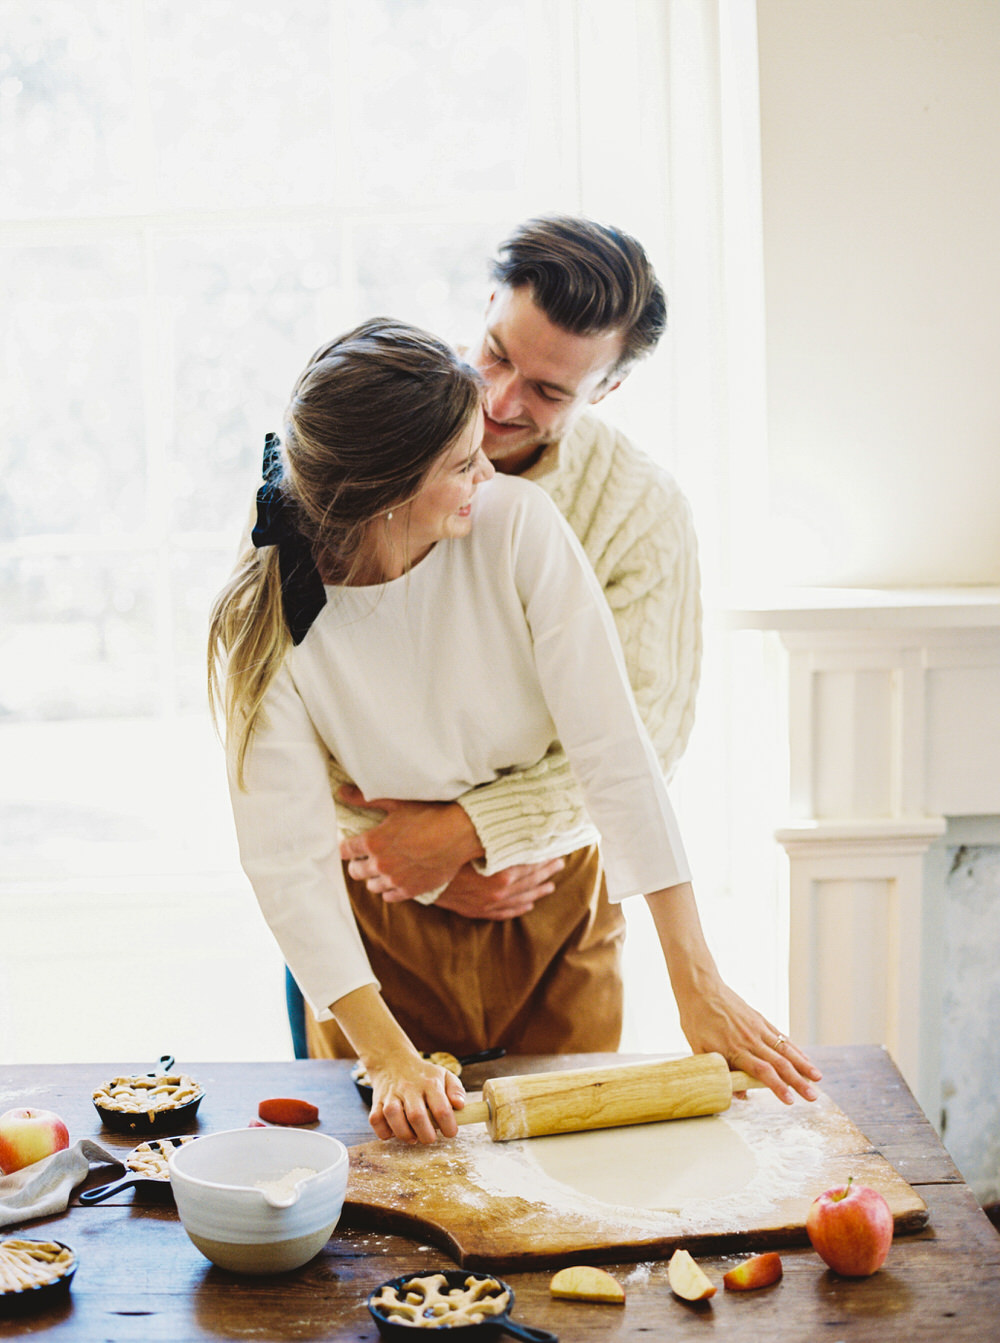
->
[256,1165,318,1209]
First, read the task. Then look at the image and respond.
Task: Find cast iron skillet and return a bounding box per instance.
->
[92,1054,204,1135]
[352,1048,506,1107]
[0,1240,77,1316]
[367,1269,557,1341]
[77,1134,196,1205]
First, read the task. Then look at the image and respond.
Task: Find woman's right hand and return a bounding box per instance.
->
[367,1052,467,1144]
[331,983,467,1143]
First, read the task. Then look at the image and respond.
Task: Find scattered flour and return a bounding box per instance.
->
[623,1262,655,1286]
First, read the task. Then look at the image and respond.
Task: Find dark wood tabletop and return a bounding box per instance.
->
[1,1045,997,1340]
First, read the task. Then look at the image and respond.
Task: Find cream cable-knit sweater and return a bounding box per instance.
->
[329,409,702,876]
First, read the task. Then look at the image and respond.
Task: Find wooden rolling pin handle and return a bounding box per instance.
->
[453,1099,490,1127]
[730,1070,766,1092]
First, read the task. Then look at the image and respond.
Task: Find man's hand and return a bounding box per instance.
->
[433,859,565,920]
[339,788,483,898]
[338,785,564,918]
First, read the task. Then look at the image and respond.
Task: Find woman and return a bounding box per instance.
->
[209,319,818,1145]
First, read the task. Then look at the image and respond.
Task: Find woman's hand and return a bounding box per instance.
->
[331,984,466,1143]
[674,973,821,1105]
[645,883,822,1105]
[367,1054,467,1144]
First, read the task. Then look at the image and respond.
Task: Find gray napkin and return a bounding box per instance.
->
[0,1139,119,1228]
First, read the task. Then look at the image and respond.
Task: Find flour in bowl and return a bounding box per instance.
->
[255,1167,317,1199]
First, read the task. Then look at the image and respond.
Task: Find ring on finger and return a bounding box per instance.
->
[773,1033,787,1050]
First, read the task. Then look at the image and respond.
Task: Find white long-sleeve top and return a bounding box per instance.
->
[331,409,702,875]
[230,472,691,1020]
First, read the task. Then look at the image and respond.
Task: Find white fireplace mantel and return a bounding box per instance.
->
[722,587,1000,1120]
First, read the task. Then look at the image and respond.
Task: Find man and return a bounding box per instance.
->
[300,216,819,1104]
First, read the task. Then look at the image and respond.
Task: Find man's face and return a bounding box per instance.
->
[468,284,625,471]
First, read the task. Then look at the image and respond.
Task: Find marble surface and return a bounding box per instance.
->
[941,844,1000,1203]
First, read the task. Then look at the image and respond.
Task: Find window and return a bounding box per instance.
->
[1,1,777,1065]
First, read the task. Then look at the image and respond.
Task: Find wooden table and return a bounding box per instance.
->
[1,1046,997,1340]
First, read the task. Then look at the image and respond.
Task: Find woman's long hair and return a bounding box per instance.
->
[208,318,483,785]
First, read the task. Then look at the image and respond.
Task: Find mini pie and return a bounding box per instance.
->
[127,1135,196,1179]
[0,1240,75,1295]
[370,1273,510,1328]
[93,1072,203,1121]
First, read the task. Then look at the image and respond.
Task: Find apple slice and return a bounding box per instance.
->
[257,1097,319,1126]
[668,1248,716,1301]
[723,1251,783,1291]
[549,1265,625,1304]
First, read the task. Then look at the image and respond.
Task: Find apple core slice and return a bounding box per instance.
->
[668,1248,716,1301]
[549,1265,625,1303]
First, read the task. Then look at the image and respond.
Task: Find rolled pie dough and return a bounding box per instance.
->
[525,1114,757,1210]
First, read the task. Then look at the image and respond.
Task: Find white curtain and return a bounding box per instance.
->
[608,2,786,1051]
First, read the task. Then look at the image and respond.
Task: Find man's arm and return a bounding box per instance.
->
[336,782,567,916]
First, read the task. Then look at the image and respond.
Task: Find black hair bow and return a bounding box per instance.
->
[251,433,327,645]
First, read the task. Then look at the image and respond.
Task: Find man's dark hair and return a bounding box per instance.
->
[490,215,666,381]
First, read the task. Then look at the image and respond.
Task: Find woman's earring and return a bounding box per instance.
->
[386,511,394,521]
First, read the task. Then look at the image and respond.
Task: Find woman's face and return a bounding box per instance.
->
[402,408,493,553]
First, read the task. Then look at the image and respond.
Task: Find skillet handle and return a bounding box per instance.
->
[78,1174,143,1205]
[498,1319,559,1343]
[456,1046,507,1067]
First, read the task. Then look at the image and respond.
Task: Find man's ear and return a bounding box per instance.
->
[589,375,624,406]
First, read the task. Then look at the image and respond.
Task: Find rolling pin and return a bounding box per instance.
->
[453,1052,764,1142]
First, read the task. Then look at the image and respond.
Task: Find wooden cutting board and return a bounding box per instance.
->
[342,1087,927,1271]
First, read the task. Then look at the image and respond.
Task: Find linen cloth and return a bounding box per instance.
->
[0,1139,118,1228]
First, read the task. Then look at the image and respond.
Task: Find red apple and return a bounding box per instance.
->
[806,1178,894,1276]
[0,1107,70,1175]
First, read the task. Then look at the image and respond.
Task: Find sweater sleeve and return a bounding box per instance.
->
[510,483,691,899]
[228,661,378,1020]
[328,743,596,877]
[458,428,701,874]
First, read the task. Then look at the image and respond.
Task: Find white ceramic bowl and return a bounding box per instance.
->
[169,1127,349,1274]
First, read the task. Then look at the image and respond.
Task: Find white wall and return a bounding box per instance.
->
[756,0,1000,588]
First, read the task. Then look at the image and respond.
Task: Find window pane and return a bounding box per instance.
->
[155,227,345,537]
[1,241,146,539]
[0,1,139,218]
[0,552,158,719]
[172,545,236,715]
[345,0,552,205]
[146,1,335,211]
[353,218,504,344]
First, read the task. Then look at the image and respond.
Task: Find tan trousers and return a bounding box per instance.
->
[305,843,625,1060]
